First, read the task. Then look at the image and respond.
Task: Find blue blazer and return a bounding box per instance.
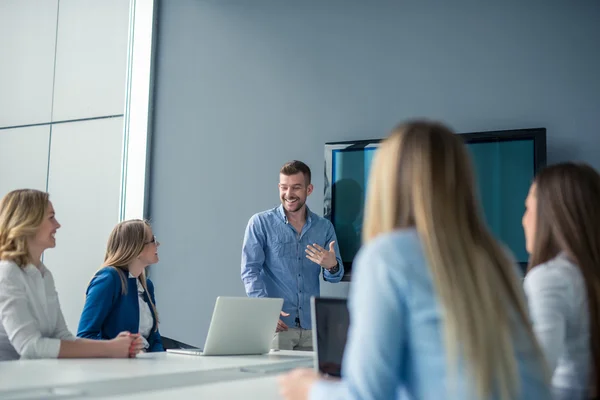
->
[77,267,164,352]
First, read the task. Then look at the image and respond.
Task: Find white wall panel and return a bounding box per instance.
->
[0,0,58,127]
[44,117,124,331]
[0,126,50,198]
[52,0,130,121]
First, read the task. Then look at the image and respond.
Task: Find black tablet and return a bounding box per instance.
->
[310,297,350,377]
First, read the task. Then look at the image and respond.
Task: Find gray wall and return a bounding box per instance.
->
[149,0,600,346]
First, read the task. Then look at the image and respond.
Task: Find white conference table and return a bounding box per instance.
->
[0,350,314,399]
[96,376,282,400]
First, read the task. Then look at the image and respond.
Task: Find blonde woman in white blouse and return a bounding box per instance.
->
[0,189,142,361]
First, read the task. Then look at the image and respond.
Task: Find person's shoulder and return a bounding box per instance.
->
[249,207,279,223]
[362,229,420,257]
[352,230,421,293]
[96,266,121,277]
[309,210,333,228]
[309,210,327,223]
[355,229,422,276]
[92,266,123,287]
[247,207,281,231]
[0,260,23,281]
[0,259,21,271]
[524,254,580,292]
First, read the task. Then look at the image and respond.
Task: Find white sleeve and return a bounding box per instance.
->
[523,267,568,373]
[0,265,62,359]
[53,310,76,341]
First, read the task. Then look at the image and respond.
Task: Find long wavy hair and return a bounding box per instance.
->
[527,162,600,396]
[0,189,49,267]
[101,219,159,330]
[363,120,545,399]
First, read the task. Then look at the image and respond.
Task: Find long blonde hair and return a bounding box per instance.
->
[0,189,49,268]
[101,219,159,330]
[363,120,544,399]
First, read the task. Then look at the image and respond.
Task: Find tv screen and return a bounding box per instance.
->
[324,128,546,281]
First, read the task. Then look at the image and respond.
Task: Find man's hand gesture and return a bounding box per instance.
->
[305,242,338,270]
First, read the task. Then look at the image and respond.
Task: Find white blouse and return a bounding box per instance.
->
[524,253,590,392]
[129,273,153,349]
[0,260,76,360]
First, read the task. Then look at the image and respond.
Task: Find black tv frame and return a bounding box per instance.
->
[325,127,547,282]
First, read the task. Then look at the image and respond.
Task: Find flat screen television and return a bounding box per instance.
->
[324,128,546,281]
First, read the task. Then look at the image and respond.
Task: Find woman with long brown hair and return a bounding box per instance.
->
[279,120,550,399]
[523,162,600,399]
[0,189,137,360]
[77,219,164,352]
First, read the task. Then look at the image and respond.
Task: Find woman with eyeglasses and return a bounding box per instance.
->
[77,219,164,352]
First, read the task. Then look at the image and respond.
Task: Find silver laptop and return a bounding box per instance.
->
[167,296,283,356]
[310,296,350,377]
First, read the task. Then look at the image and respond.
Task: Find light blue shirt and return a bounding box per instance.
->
[241,205,344,330]
[311,229,550,400]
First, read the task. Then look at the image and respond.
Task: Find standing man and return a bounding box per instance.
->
[241,161,344,351]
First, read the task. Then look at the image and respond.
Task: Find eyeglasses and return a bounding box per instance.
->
[144,235,159,245]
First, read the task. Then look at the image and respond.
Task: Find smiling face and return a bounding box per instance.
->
[30,201,61,252]
[279,172,313,214]
[138,225,160,266]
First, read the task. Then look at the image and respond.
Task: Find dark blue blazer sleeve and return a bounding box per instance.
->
[146,279,164,352]
[77,267,121,339]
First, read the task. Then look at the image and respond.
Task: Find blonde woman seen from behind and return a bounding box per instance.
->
[279,121,550,400]
[523,163,600,400]
[0,189,140,361]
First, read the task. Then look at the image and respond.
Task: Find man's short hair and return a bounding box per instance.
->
[280,160,311,185]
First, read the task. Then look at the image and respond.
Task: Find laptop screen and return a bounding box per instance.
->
[311,297,350,377]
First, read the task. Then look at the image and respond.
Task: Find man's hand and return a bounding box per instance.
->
[305,242,338,270]
[277,311,290,333]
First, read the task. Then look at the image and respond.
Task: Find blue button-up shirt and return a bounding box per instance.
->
[310,229,550,399]
[241,205,344,330]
